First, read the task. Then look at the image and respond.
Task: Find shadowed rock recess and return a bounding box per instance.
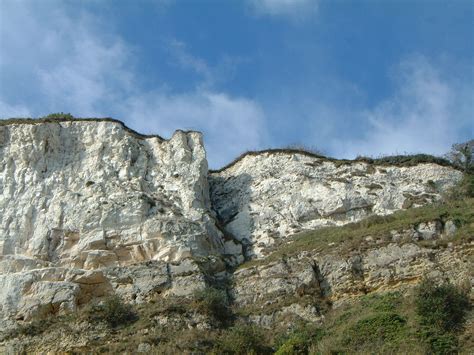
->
[0,119,471,350]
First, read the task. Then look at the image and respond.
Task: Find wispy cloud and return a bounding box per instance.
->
[167,39,213,83]
[248,0,319,21]
[0,0,265,168]
[165,38,249,90]
[330,55,474,158]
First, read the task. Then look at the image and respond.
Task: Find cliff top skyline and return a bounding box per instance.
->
[0,0,473,168]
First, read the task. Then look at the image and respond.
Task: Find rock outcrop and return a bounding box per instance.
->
[210,151,463,257]
[0,118,467,329]
[233,220,472,326]
[0,119,224,325]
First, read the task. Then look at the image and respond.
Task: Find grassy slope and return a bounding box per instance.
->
[4,289,471,354]
[301,290,472,355]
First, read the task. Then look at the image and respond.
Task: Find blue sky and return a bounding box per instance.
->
[0,0,473,168]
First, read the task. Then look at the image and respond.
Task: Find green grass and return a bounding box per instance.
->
[239,197,474,270]
[415,279,471,354]
[272,289,471,354]
[3,273,471,354]
[312,292,423,354]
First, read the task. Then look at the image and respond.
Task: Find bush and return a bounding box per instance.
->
[193,287,231,323]
[419,328,459,354]
[5,318,55,339]
[342,312,407,348]
[217,324,269,354]
[415,279,471,354]
[415,279,470,333]
[87,295,138,328]
[275,323,323,355]
[42,112,75,119]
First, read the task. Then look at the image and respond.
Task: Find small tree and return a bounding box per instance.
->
[446,140,473,172]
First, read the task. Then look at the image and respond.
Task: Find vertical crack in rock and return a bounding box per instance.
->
[0,119,229,324]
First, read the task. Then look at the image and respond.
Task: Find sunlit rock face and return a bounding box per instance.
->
[210,152,463,258]
[233,239,472,312]
[0,119,224,323]
[0,119,465,327]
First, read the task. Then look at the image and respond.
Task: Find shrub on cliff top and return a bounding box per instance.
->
[446,140,474,173]
[42,112,75,119]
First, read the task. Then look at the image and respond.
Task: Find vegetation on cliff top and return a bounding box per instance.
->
[210,148,459,173]
[0,116,166,141]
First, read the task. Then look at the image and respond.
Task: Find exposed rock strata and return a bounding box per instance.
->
[210,152,463,257]
[233,222,473,326]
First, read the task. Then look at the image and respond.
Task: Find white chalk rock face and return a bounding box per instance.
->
[0,120,223,265]
[0,119,224,323]
[210,152,463,257]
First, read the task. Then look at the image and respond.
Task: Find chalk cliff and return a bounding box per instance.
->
[210,151,462,257]
[0,119,224,323]
[0,118,467,331]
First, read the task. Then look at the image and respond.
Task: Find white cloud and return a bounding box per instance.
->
[248,0,319,20]
[331,56,474,158]
[123,91,265,167]
[0,0,265,167]
[0,1,134,117]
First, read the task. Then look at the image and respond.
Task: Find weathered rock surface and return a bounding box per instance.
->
[0,119,468,328]
[210,152,463,257]
[0,119,224,324]
[233,221,473,323]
